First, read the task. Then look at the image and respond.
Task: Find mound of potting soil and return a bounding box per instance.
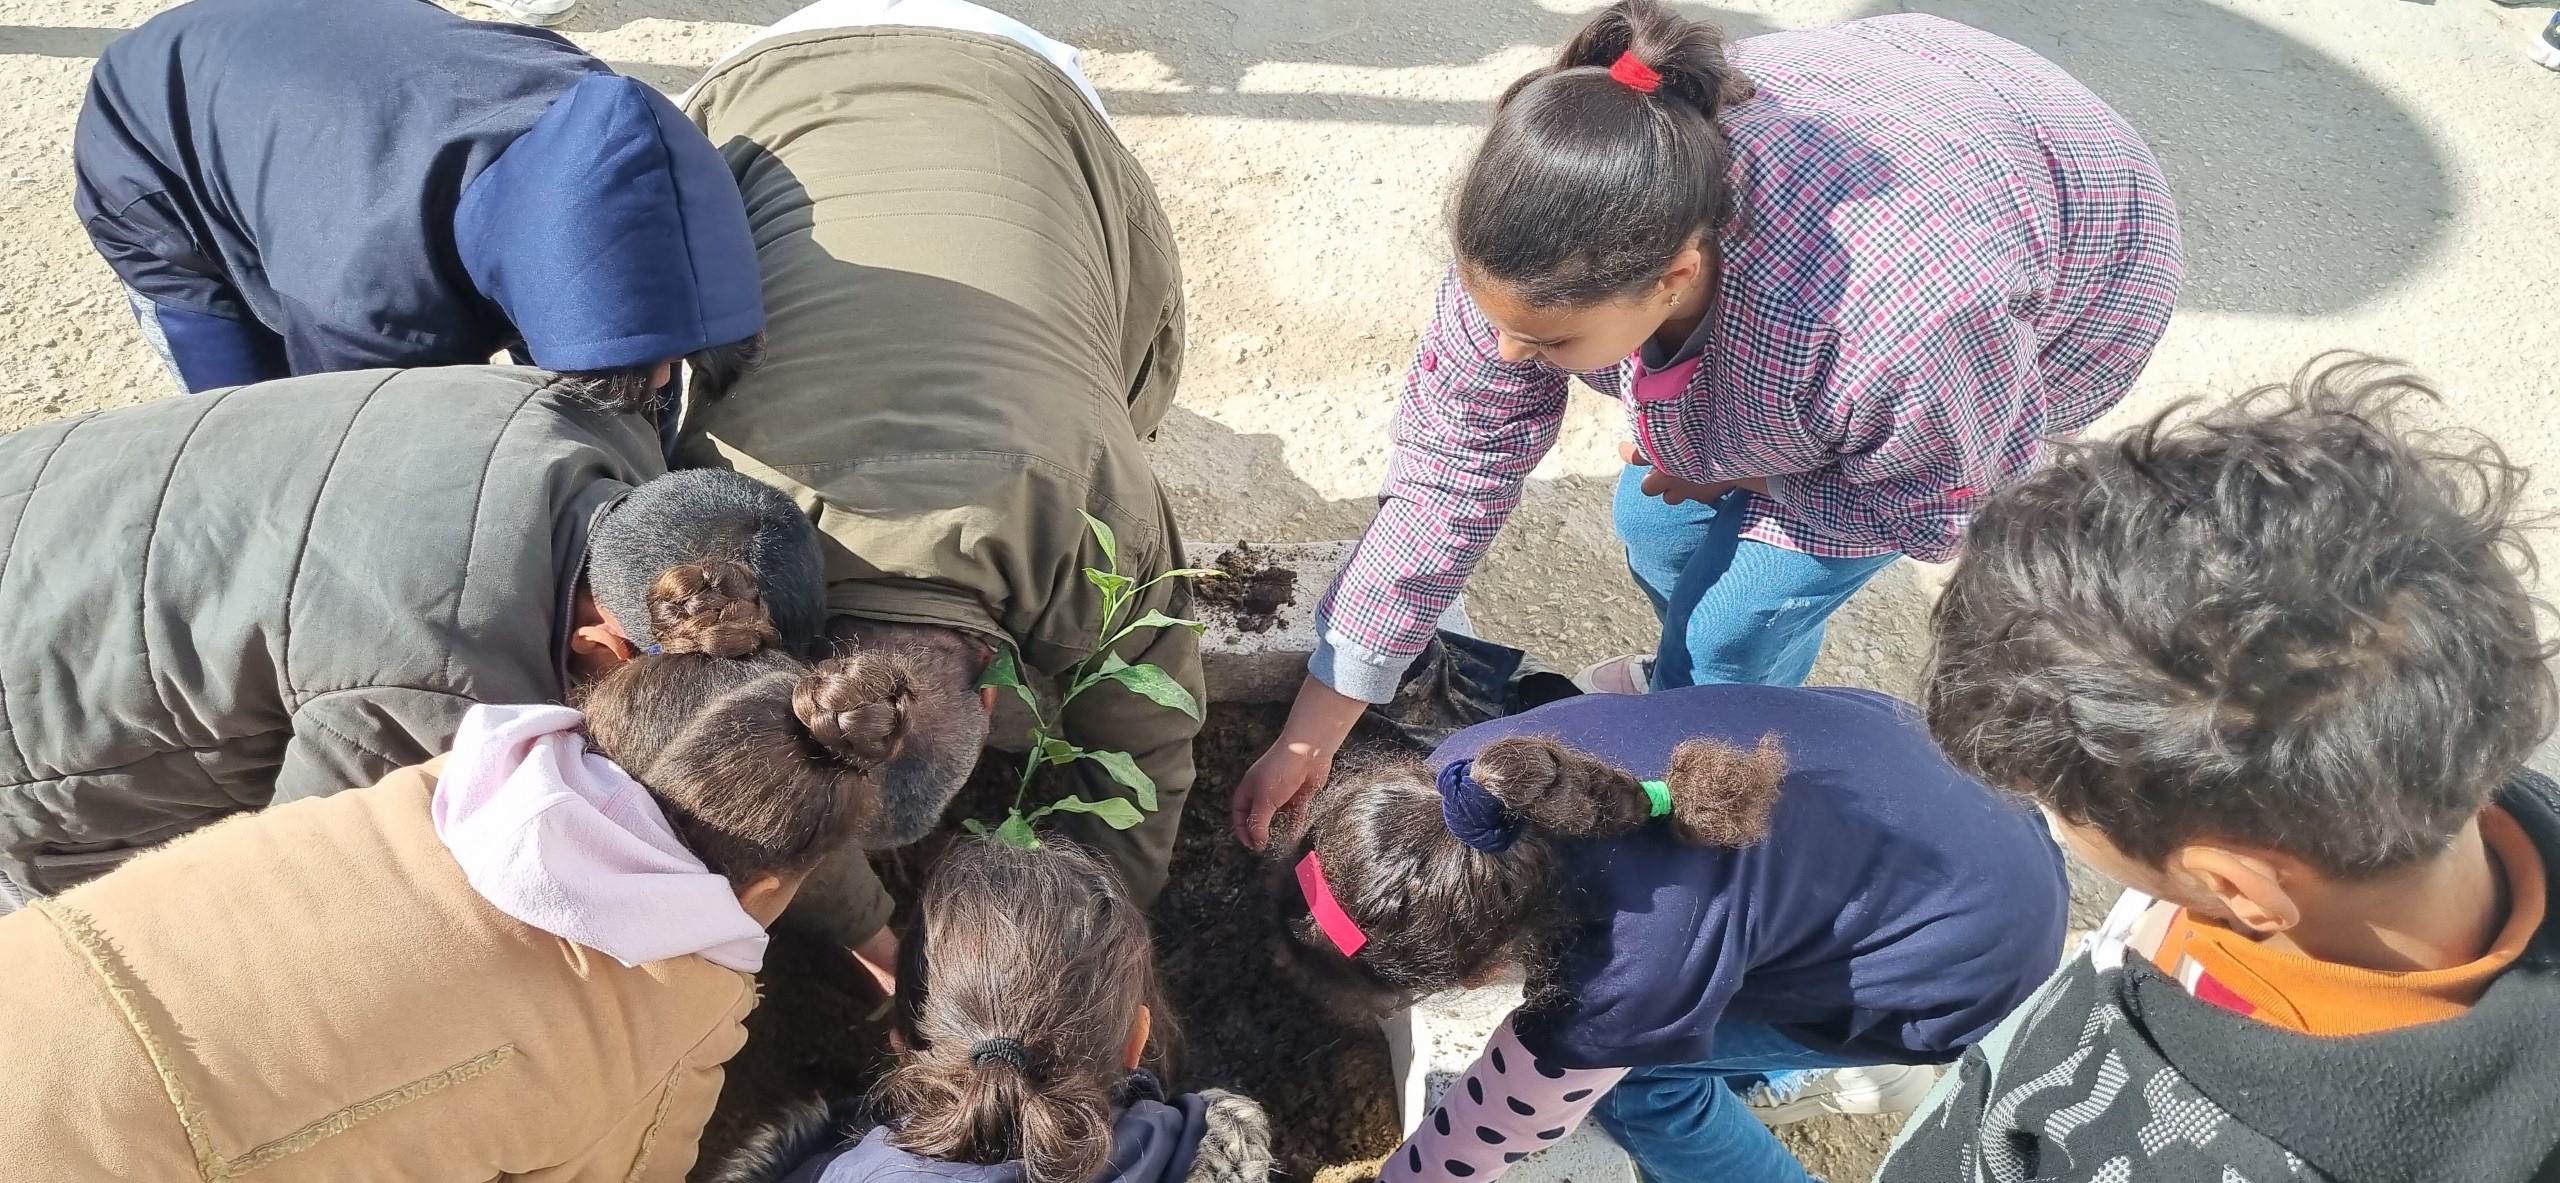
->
[1196,544,1301,634]
[700,705,1400,1181]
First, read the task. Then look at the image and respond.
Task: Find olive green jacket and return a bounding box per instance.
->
[682,25,1195,901]
[0,367,660,894]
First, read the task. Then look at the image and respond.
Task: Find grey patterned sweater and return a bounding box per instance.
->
[1879,774,2560,1183]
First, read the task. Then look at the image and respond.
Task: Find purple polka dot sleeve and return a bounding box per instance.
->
[1382,1014,1628,1183]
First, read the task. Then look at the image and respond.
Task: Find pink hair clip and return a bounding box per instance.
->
[1295,850,1368,957]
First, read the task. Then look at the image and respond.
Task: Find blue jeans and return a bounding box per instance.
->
[1612,465,1897,689]
[1593,1022,1865,1183]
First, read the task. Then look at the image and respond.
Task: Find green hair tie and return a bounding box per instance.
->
[1641,778,1674,818]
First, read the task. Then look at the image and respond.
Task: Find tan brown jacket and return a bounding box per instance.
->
[0,761,753,1182]
[681,26,1197,904]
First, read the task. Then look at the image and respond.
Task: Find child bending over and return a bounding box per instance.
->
[1883,356,2560,1182]
[1271,683,2068,1183]
[0,559,930,1180]
[707,838,1273,1183]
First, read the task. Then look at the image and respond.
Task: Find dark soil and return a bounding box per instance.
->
[1156,705,1401,1180]
[1196,544,1301,634]
[699,705,1400,1182]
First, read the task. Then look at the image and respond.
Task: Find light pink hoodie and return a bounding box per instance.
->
[429,704,769,973]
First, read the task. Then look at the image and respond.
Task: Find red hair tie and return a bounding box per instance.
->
[1609,51,1662,94]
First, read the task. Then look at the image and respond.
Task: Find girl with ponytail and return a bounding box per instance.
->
[1236,0,2184,847]
[703,838,1274,1183]
[1272,683,2068,1183]
[0,558,909,1182]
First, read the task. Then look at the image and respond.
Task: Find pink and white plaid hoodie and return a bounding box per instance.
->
[1313,14,2183,703]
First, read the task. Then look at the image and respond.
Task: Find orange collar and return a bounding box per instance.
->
[2154,806,2546,1037]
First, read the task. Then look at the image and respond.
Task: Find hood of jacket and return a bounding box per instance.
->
[704,1079,1272,1183]
[457,72,765,372]
[430,703,768,972]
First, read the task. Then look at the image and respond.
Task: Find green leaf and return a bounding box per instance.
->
[995,812,1041,849]
[1084,568,1133,599]
[1078,509,1119,569]
[1120,610,1208,637]
[1040,736,1080,766]
[977,646,1040,716]
[1067,650,1131,703]
[1099,662,1203,720]
[1044,794,1145,830]
[1077,748,1158,811]
[960,817,988,836]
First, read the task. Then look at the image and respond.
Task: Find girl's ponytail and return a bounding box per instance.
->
[1275,733,1787,1011]
[872,840,1161,1183]
[875,1037,1114,1183]
[1469,734,1786,847]
[1456,0,1756,307]
[577,560,882,886]
[1553,0,1753,121]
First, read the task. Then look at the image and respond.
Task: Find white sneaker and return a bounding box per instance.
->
[2534,18,2560,72]
[1741,1065,1936,1127]
[469,0,577,26]
[1572,653,1655,695]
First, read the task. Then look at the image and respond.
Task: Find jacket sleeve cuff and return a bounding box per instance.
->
[1310,633,1408,705]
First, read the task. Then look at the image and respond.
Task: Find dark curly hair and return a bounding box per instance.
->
[1926,354,2557,878]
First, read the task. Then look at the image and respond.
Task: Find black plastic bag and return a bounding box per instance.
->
[1351,630,1583,754]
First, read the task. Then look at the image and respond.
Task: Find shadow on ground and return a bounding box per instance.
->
[11,0,2452,315]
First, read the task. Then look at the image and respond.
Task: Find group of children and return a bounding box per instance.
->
[0,1,2552,1182]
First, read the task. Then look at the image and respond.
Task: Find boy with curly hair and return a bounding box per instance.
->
[1883,356,2560,1182]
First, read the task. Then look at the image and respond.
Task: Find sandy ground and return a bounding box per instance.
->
[4,0,2557,1178]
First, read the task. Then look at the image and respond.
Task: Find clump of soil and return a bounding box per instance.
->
[702,706,1400,1181]
[1196,543,1301,634]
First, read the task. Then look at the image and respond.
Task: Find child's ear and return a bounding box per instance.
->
[1121,1004,1152,1071]
[2172,845,2301,937]
[567,585,640,676]
[734,873,799,927]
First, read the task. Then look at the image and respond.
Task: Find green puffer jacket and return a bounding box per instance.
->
[0,366,661,894]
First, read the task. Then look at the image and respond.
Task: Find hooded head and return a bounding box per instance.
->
[456,72,765,373]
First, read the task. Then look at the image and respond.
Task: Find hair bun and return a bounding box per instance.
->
[645,559,781,659]
[794,654,915,769]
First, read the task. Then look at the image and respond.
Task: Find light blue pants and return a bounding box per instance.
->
[1593,1022,1865,1183]
[1612,465,1897,689]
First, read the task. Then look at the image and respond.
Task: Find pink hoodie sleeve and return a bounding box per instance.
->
[1382,1015,1627,1183]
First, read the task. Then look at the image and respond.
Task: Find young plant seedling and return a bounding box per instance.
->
[963,510,1219,849]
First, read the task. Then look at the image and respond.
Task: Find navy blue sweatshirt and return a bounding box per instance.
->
[74,0,762,390]
[1434,685,2068,1070]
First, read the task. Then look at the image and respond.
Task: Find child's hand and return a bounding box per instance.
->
[1619,441,1766,505]
[1233,677,1367,848]
[1233,739,1330,850]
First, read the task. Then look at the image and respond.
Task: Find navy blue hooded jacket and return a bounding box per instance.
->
[74,0,762,391]
[1434,684,2069,1070]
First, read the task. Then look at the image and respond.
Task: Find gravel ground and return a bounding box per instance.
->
[5,0,2557,1178]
